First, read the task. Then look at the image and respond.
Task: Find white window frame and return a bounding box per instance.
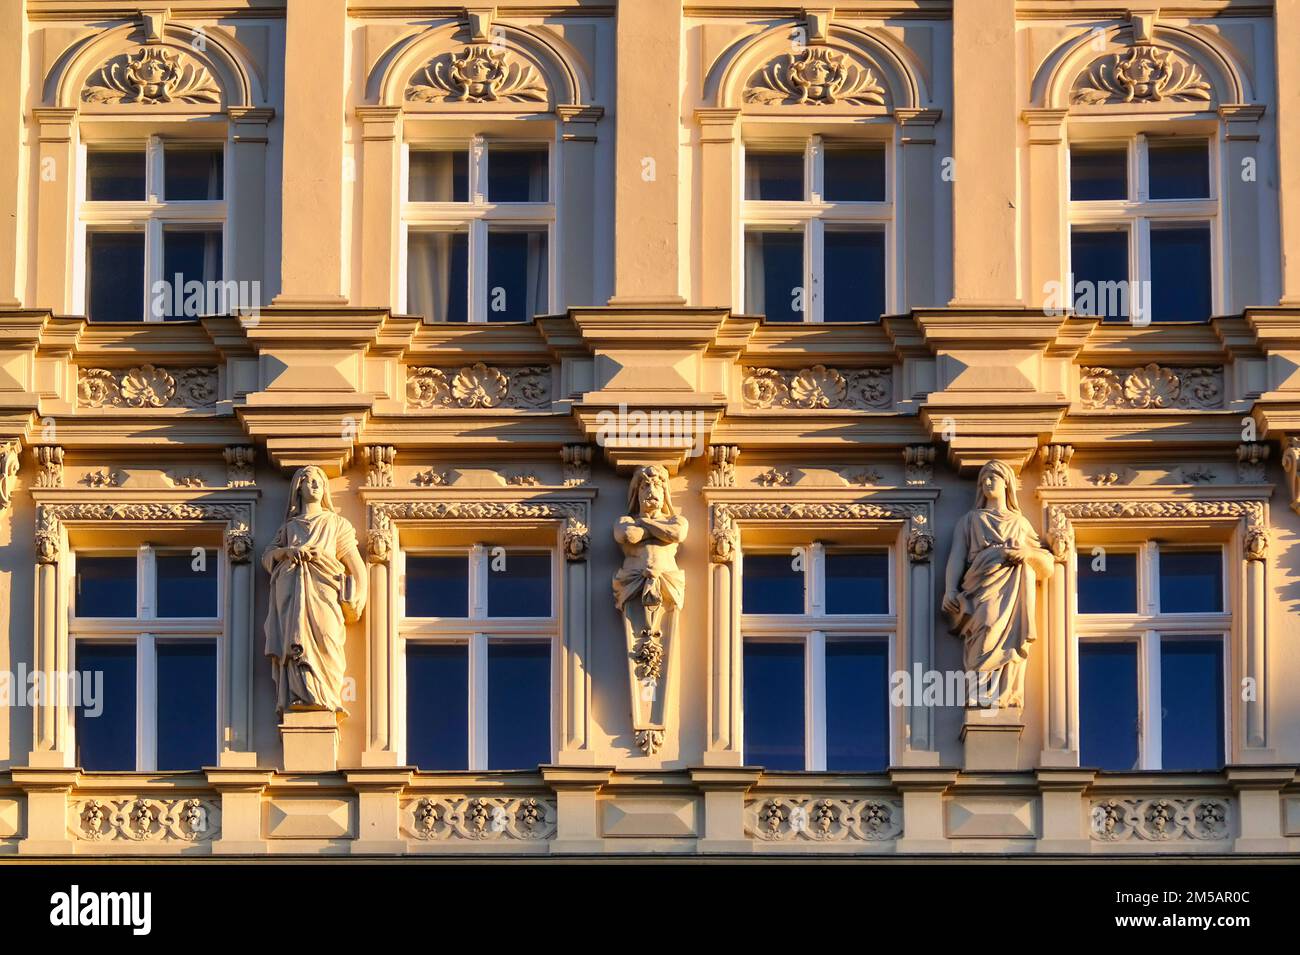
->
[1067,133,1221,322]
[396,543,559,769]
[739,542,896,770]
[739,134,896,323]
[75,135,229,322]
[399,136,557,323]
[67,543,225,772]
[1075,541,1230,770]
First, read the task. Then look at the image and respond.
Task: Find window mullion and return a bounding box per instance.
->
[807,630,826,771]
[470,631,488,770]
[808,218,823,324]
[1142,628,1162,770]
[138,633,157,772]
[470,218,487,323]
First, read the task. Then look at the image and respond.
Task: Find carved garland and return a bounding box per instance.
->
[35,501,254,565]
[78,365,219,409]
[82,47,222,106]
[742,366,892,410]
[367,500,590,564]
[1043,499,1267,564]
[1078,365,1223,410]
[709,501,933,564]
[406,363,551,410]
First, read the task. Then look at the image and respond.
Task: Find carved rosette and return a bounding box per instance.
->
[746,797,903,842]
[401,795,556,841]
[742,365,892,410]
[405,45,547,104]
[406,363,551,410]
[82,47,222,105]
[1071,44,1212,106]
[78,365,218,409]
[1090,797,1229,842]
[744,48,886,107]
[73,797,219,842]
[1078,365,1223,411]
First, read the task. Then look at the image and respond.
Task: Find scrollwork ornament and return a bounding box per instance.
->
[82,47,221,105]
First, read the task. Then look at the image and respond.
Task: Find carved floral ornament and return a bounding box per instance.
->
[78,365,219,409]
[403,795,556,841]
[1078,364,1223,411]
[709,501,933,565]
[82,47,222,106]
[1090,797,1229,842]
[366,500,590,566]
[742,365,892,411]
[74,796,219,842]
[1071,43,1212,106]
[746,796,902,842]
[406,363,551,410]
[35,502,254,565]
[744,47,886,107]
[406,44,547,105]
[1044,499,1267,564]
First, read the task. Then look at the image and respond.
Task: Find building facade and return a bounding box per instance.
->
[0,0,1297,858]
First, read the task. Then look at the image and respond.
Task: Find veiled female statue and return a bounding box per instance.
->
[942,460,1053,709]
[263,466,368,714]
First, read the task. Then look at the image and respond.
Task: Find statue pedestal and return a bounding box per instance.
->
[280,709,341,773]
[960,707,1024,771]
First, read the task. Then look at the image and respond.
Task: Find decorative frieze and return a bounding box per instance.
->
[1090,797,1230,842]
[36,502,254,566]
[744,48,886,107]
[78,365,219,409]
[368,500,590,563]
[402,795,556,841]
[742,365,891,410]
[710,501,932,564]
[746,797,903,842]
[1045,499,1267,561]
[1071,44,1212,106]
[82,47,221,105]
[405,46,547,104]
[406,363,551,410]
[73,797,219,842]
[1078,365,1223,411]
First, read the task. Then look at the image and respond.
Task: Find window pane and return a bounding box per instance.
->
[164,147,223,200]
[487,551,550,618]
[1159,549,1222,613]
[487,642,550,769]
[75,555,137,618]
[744,231,803,322]
[407,231,468,322]
[405,644,468,770]
[1069,229,1128,321]
[155,549,218,618]
[824,230,885,322]
[76,643,136,771]
[1150,225,1211,322]
[1069,146,1127,200]
[1079,642,1139,770]
[1076,551,1138,614]
[1148,140,1210,200]
[405,555,469,618]
[87,232,145,323]
[87,150,146,201]
[744,150,803,201]
[824,144,885,202]
[409,150,468,202]
[825,551,889,614]
[156,642,217,770]
[1160,639,1224,770]
[741,553,804,614]
[486,229,548,321]
[488,147,548,202]
[743,642,804,770]
[825,641,889,771]
[160,230,223,319]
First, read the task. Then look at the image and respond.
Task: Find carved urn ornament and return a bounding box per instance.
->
[612,465,688,755]
[942,461,1053,709]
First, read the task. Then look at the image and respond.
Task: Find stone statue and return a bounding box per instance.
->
[942,460,1053,709]
[263,466,367,715]
[0,440,19,511]
[613,465,687,754]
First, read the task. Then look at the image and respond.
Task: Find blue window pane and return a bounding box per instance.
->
[156,549,218,618]
[1150,226,1212,323]
[407,231,468,323]
[487,552,550,618]
[744,151,803,201]
[1070,147,1127,200]
[744,231,803,322]
[741,554,804,614]
[156,642,216,770]
[824,145,885,202]
[1076,551,1138,614]
[75,555,137,618]
[487,642,550,769]
[1079,642,1139,770]
[76,643,136,771]
[1070,230,1128,321]
[823,230,885,323]
[409,150,468,202]
[87,150,146,201]
[164,147,223,200]
[1148,141,1209,200]
[87,232,145,323]
[406,556,469,618]
[825,551,889,615]
[1159,550,1222,613]
[743,642,804,770]
[1161,639,1224,770]
[488,147,548,202]
[826,641,889,771]
[406,644,468,770]
[486,230,548,321]
[161,230,223,318]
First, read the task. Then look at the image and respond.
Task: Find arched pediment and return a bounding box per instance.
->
[706,23,928,113]
[1035,20,1252,110]
[47,22,258,110]
[372,22,590,111]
